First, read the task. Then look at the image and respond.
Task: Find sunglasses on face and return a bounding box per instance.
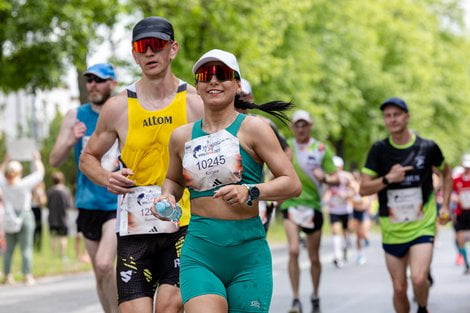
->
[293,122,310,129]
[132,37,171,53]
[195,64,239,83]
[85,76,109,84]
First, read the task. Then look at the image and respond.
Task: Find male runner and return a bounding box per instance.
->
[50,63,119,313]
[281,110,338,313]
[360,97,451,313]
[79,17,203,313]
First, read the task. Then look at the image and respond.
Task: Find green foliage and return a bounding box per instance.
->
[1,0,469,173]
[0,0,120,92]
[40,109,77,193]
[123,0,470,167]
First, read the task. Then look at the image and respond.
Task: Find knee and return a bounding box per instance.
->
[289,247,300,259]
[411,273,428,288]
[310,257,321,268]
[94,260,115,279]
[392,281,407,298]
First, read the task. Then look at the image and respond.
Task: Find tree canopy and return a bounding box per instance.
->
[1,0,469,189]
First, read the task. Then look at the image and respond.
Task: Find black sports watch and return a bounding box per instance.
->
[242,184,260,206]
[382,176,390,185]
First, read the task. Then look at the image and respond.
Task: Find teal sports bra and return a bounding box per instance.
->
[183,113,263,199]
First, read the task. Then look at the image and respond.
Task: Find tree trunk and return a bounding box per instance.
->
[76,68,87,105]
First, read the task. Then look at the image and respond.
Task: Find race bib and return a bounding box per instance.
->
[118,186,179,236]
[459,188,470,209]
[387,187,423,223]
[82,136,119,171]
[288,206,315,229]
[183,129,242,191]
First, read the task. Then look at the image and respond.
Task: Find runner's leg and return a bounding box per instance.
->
[408,243,433,309]
[384,252,409,313]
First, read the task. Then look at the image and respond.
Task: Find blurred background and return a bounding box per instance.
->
[0,0,470,189]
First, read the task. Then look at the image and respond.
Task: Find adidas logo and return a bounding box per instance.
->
[149,226,159,232]
[120,270,133,283]
[212,179,223,187]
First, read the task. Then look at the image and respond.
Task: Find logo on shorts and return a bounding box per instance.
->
[120,270,133,283]
[250,300,261,308]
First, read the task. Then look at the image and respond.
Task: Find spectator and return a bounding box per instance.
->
[0,152,45,285]
[47,171,73,259]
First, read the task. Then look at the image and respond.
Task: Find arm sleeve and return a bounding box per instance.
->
[20,171,44,190]
[429,141,445,169]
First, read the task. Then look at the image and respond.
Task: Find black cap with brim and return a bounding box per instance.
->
[380,97,409,112]
[132,17,174,42]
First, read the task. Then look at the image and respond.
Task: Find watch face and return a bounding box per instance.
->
[250,186,260,200]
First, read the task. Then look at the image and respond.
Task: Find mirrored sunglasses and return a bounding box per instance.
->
[132,37,171,53]
[195,64,239,83]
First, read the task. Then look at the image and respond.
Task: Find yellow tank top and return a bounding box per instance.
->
[121,82,191,226]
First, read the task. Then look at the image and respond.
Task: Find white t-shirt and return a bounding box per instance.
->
[0,170,44,213]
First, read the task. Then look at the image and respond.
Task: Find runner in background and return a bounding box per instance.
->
[451,165,465,266]
[360,97,452,313]
[451,154,470,274]
[323,156,355,268]
[351,169,372,265]
[49,63,119,312]
[281,110,338,313]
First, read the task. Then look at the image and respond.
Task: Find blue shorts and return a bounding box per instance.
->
[382,235,434,258]
[352,209,368,222]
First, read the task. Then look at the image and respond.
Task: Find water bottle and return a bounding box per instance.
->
[155,200,182,222]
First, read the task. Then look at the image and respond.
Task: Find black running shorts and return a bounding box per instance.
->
[116,227,187,304]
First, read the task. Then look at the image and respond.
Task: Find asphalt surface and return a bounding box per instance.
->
[1,227,469,313]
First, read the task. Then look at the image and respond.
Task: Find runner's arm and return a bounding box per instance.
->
[79,96,134,194]
[244,117,301,201]
[434,163,452,216]
[49,109,80,167]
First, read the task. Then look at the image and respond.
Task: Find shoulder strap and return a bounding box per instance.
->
[226,113,246,136]
[191,119,204,139]
[126,83,137,99]
[177,82,187,93]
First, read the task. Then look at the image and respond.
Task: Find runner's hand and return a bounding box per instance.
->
[73,121,86,140]
[312,167,325,182]
[386,164,413,183]
[213,184,249,206]
[438,205,451,225]
[151,194,176,220]
[106,168,135,194]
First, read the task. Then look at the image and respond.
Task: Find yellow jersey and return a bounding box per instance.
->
[120,82,191,226]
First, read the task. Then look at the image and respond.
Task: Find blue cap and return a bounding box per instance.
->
[380,97,408,112]
[83,63,116,80]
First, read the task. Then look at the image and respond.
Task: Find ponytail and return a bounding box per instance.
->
[234,94,294,126]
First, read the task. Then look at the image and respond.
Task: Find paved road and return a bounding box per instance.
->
[1,228,469,313]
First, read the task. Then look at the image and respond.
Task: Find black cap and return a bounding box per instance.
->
[132,17,174,42]
[380,97,409,112]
